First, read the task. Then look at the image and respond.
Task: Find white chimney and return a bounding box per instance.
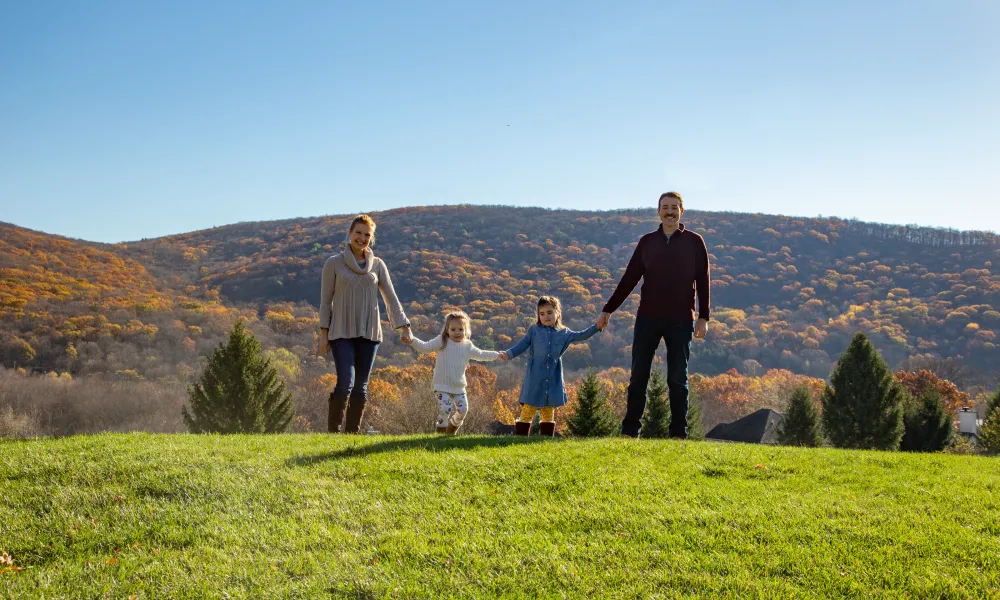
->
[958,407,979,435]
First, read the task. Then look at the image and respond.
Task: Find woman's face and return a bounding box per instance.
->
[349,222,373,254]
[538,304,558,327]
[448,320,467,342]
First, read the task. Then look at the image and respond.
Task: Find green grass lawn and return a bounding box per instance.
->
[1,433,998,599]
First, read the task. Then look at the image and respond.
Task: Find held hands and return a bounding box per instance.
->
[695,318,709,340]
[596,312,611,330]
[400,326,413,344]
[497,351,508,362]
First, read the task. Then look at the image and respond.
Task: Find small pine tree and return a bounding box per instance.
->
[900,389,955,452]
[777,386,822,447]
[566,369,618,437]
[529,411,542,436]
[686,388,705,441]
[822,333,905,450]
[978,409,1000,454]
[641,369,670,438]
[183,320,294,434]
[986,386,1000,421]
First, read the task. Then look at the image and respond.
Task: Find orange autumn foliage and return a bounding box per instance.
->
[894,369,970,415]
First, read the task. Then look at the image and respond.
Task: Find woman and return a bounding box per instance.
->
[319,214,412,433]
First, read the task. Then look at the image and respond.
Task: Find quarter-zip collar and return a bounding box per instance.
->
[659,222,686,242]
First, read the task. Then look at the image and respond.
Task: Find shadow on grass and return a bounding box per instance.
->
[287,434,550,467]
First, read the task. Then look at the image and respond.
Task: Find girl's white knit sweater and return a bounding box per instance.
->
[410,336,500,394]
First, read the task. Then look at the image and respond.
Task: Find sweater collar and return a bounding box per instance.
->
[343,242,374,274]
[658,223,685,238]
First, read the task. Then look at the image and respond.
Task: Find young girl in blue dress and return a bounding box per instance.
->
[500,296,603,436]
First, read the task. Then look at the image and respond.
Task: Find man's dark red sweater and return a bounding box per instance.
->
[602,223,711,321]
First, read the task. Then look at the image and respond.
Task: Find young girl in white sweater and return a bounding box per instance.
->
[405,310,502,434]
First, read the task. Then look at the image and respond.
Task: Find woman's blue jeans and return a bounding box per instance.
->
[328,337,380,433]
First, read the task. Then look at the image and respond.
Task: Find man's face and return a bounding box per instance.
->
[658,198,683,226]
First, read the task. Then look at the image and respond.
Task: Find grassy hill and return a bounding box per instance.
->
[2,434,998,598]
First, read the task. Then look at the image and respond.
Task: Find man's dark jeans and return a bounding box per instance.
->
[621,315,694,438]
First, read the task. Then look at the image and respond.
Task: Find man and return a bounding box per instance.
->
[598,192,710,438]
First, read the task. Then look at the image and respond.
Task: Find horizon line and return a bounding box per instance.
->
[2,204,998,245]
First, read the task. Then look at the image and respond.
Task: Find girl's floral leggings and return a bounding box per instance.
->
[436,391,468,428]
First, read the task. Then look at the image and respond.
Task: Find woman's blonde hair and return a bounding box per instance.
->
[440,310,472,346]
[535,296,564,329]
[347,214,377,245]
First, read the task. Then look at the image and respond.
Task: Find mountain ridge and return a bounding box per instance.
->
[2,205,998,384]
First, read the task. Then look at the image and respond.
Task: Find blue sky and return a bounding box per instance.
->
[1,1,997,243]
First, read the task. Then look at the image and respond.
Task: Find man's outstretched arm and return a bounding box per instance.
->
[694,235,711,338]
[599,243,644,327]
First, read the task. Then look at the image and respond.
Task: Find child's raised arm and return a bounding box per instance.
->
[469,345,500,362]
[409,335,445,354]
[565,323,601,344]
[504,327,534,360]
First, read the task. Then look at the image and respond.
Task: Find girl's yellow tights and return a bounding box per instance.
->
[519,404,554,423]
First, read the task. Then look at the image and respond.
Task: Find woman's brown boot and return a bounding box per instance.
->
[328,393,348,433]
[343,399,366,433]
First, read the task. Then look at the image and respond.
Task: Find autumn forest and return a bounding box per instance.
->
[2,205,998,435]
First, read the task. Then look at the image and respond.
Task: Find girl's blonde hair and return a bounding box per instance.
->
[347,214,377,245]
[535,296,564,329]
[440,310,472,346]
